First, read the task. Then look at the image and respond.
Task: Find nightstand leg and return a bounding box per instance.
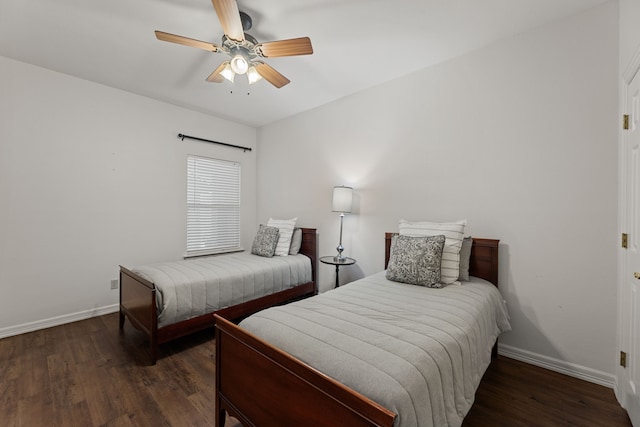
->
[335,265,340,288]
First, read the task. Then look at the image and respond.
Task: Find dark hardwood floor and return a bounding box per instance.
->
[462,355,632,427]
[0,312,632,427]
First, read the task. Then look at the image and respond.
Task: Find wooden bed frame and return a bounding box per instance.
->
[214,235,500,427]
[119,227,318,365]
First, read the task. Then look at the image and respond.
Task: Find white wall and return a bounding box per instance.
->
[257,2,619,380]
[620,0,640,71]
[0,56,257,333]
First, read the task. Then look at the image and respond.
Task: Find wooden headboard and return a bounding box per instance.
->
[299,227,318,289]
[384,233,500,286]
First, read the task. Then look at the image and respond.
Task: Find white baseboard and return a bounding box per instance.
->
[0,304,120,339]
[498,343,616,388]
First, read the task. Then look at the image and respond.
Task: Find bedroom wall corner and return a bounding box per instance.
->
[0,56,258,335]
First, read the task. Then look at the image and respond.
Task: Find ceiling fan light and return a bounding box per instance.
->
[247,66,262,84]
[230,54,249,75]
[220,63,235,82]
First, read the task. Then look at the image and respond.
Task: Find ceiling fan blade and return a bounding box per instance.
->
[211,0,245,42]
[254,62,290,88]
[155,31,219,52]
[257,37,313,58]
[206,62,228,83]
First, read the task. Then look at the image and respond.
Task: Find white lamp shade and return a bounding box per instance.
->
[220,63,235,82]
[332,186,353,213]
[247,65,262,84]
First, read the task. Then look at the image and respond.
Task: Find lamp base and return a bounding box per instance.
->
[335,242,345,263]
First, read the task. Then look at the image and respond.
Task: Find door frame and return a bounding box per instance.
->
[617,43,640,417]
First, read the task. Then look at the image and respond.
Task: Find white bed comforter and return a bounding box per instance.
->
[240,271,511,427]
[132,252,312,328]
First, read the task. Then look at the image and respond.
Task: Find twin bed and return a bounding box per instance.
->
[119,227,318,364]
[214,235,510,427]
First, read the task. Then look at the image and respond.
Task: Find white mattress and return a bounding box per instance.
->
[132,252,312,328]
[240,271,511,427]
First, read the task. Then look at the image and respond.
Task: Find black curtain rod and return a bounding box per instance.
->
[178,133,252,152]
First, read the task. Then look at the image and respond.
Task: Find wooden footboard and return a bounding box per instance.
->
[119,266,158,361]
[214,314,396,427]
[120,227,318,365]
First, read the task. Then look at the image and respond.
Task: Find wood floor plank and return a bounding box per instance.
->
[15,394,56,427]
[102,413,138,427]
[0,312,632,427]
[106,364,166,427]
[77,361,121,426]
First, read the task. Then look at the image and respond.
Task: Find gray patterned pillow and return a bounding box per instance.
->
[386,234,445,287]
[251,225,280,257]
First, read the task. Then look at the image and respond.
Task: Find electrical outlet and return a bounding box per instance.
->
[110,279,119,290]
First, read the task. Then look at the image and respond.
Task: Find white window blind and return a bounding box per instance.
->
[186,155,241,257]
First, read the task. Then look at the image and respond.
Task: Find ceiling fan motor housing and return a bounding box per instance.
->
[239,11,252,31]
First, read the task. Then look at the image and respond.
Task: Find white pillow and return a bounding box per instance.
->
[398,219,467,285]
[267,217,297,256]
[289,227,303,255]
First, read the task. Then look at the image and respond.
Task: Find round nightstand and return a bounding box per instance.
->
[319,256,356,288]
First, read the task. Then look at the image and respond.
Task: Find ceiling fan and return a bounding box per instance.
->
[155,0,313,88]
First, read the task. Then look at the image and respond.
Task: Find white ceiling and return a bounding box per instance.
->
[0,0,609,127]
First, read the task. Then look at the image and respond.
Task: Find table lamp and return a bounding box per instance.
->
[332,186,353,261]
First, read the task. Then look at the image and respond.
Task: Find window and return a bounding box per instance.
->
[186,155,241,257]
